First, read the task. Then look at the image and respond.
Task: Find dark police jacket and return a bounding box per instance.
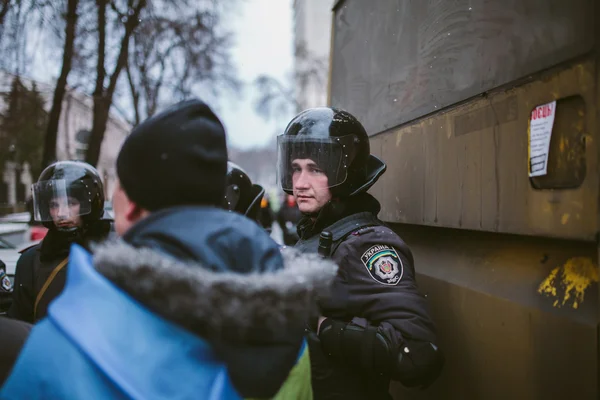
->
[8,221,111,323]
[295,193,441,400]
[0,316,31,386]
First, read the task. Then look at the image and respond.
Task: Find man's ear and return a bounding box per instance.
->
[125,201,147,224]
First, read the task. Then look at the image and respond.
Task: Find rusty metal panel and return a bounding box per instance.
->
[372,61,598,240]
[387,224,598,399]
[330,0,594,135]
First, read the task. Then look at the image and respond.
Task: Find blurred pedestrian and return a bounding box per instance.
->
[257,194,276,233]
[277,194,302,246]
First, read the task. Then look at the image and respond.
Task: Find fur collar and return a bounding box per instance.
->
[92,240,337,342]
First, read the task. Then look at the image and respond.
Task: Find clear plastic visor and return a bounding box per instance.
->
[276,134,357,191]
[32,179,92,222]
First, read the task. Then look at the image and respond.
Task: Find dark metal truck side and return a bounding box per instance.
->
[328,0,599,398]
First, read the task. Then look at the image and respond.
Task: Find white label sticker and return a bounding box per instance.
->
[529,101,556,177]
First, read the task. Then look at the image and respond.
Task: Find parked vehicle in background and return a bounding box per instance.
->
[0,229,39,281]
[0,212,48,244]
[0,215,43,281]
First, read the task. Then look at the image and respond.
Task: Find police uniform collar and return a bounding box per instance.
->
[298,193,381,240]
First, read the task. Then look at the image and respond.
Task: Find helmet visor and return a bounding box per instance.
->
[276,134,357,191]
[32,179,92,222]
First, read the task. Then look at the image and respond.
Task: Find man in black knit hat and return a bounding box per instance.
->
[2,99,336,399]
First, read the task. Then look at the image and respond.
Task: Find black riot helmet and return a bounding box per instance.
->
[223,162,265,221]
[277,107,386,197]
[32,161,105,231]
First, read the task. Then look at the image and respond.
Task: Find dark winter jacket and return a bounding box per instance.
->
[1,206,337,399]
[296,194,440,400]
[0,317,31,386]
[8,220,111,323]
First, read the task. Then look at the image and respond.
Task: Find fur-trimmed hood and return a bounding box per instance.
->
[87,206,338,398]
[93,239,338,342]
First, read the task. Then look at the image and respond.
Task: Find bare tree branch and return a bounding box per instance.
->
[126,3,239,121]
[86,0,146,166]
[0,0,12,26]
[253,41,328,123]
[125,56,140,125]
[41,0,80,168]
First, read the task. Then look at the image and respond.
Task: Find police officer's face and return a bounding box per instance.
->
[291,159,332,214]
[49,196,82,229]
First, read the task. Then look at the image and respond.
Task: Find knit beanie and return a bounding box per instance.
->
[116,99,228,211]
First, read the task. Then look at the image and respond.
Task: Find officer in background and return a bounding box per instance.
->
[8,161,110,323]
[277,107,444,399]
[277,194,302,246]
[223,161,265,221]
[257,194,276,233]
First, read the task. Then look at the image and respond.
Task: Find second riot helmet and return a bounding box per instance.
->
[223,162,265,221]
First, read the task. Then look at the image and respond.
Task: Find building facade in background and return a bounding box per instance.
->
[293,0,334,110]
[0,71,130,214]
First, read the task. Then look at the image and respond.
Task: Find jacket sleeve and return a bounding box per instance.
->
[317,226,443,387]
[7,249,36,323]
[325,226,436,343]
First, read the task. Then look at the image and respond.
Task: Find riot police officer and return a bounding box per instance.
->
[8,161,110,323]
[223,161,265,221]
[277,107,444,399]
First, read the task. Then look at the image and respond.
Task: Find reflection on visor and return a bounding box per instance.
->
[224,184,241,211]
[276,135,358,191]
[32,179,93,222]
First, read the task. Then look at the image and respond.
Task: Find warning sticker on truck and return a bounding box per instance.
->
[529,101,556,177]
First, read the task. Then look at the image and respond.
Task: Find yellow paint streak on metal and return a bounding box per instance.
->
[542,202,552,213]
[559,137,566,153]
[538,257,599,309]
[396,131,404,147]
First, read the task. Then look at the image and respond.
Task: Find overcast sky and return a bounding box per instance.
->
[214,0,295,150]
[26,0,295,151]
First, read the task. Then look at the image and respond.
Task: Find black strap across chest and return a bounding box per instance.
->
[295,212,381,257]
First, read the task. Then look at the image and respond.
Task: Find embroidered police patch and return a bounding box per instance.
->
[0,270,12,292]
[361,244,403,285]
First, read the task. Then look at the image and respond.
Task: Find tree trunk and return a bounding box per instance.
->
[40,0,79,170]
[0,0,11,26]
[86,0,146,166]
[125,58,141,126]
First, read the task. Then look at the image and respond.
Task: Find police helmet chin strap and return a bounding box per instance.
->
[55,225,79,234]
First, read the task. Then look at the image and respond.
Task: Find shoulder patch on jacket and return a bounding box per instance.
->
[360,244,403,286]
[0,269,12,291]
